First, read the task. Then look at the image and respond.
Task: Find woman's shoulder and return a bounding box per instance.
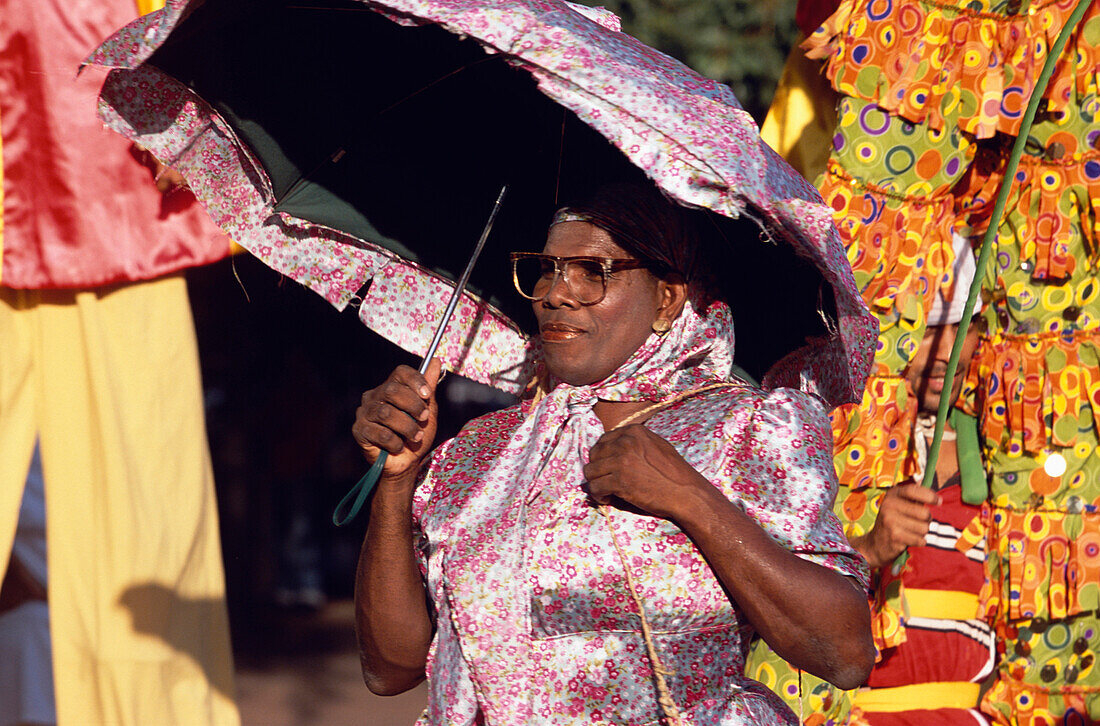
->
[749,385,831,425]
[415,403,526,513]
[429,402,527,462]
[652,384,834,467]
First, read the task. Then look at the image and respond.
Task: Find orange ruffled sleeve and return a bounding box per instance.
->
[803,0,1100,139]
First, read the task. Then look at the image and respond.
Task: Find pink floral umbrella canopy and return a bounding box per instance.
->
[86,0,876,408]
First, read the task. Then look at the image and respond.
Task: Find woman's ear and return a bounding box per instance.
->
[654,275,689,329]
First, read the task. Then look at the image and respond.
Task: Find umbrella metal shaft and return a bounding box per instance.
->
[334,184,508,526]
[418,184,509,373]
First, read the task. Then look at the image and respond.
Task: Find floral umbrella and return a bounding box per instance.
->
[84,0,876,407]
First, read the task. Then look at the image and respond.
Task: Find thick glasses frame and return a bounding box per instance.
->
[509,252,650,305]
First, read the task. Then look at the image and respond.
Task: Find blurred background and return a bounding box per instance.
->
[598,0,797,122]
[188,255,509,725]
[187,2,795,722]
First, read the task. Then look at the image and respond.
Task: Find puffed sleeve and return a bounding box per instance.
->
[410,439,452,581]
[409,404,526,584]
[722,387,870,589]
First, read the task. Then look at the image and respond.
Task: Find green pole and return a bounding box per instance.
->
[894,0,1093,569]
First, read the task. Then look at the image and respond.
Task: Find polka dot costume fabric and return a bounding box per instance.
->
[796,0,1100,721]
[804,0,1100,139]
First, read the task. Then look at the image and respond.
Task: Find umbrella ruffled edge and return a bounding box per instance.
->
[407,0,878,405]
[753,144,880,408]
[88,0,878,406]
[97,64,536,395]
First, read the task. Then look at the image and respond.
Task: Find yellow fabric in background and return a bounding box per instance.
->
[0,276,239,726]
[0,86,5,286]
[852,682,982,712]
[904,588,981,621]
[135,0,162,16]
[0,231,33,580]
[759,43,840,183]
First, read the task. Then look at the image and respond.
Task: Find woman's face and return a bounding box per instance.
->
[534,221,682,387]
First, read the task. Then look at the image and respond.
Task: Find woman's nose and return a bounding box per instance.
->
[541,271,580,308]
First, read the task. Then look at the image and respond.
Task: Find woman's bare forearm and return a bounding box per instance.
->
[672,483,874,689]
[354,475,434,695]
[352,362,442,695]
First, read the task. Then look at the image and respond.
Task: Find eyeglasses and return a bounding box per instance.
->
[510,252,650,305]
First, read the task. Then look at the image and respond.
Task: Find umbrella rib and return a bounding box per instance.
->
[375,55,498,119]
[276,55,500,207]
[418,184,509,373]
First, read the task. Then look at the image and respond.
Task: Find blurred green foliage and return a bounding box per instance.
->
[585,0,799,122]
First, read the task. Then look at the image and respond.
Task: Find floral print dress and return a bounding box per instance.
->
[410,300,868,725]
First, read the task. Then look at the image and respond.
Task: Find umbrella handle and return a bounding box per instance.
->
[890,0,1091,571]
[332,454,387,526]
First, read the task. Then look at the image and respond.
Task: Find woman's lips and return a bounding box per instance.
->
[540,323,585,342]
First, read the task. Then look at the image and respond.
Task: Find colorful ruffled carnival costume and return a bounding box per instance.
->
[749,0,1100,722]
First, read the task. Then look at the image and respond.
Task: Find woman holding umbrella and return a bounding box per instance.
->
[353,183,874,725]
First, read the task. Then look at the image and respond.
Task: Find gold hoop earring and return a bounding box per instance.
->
[652,319,671,334]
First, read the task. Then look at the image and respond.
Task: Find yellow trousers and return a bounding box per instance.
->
[0,275,239,726]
